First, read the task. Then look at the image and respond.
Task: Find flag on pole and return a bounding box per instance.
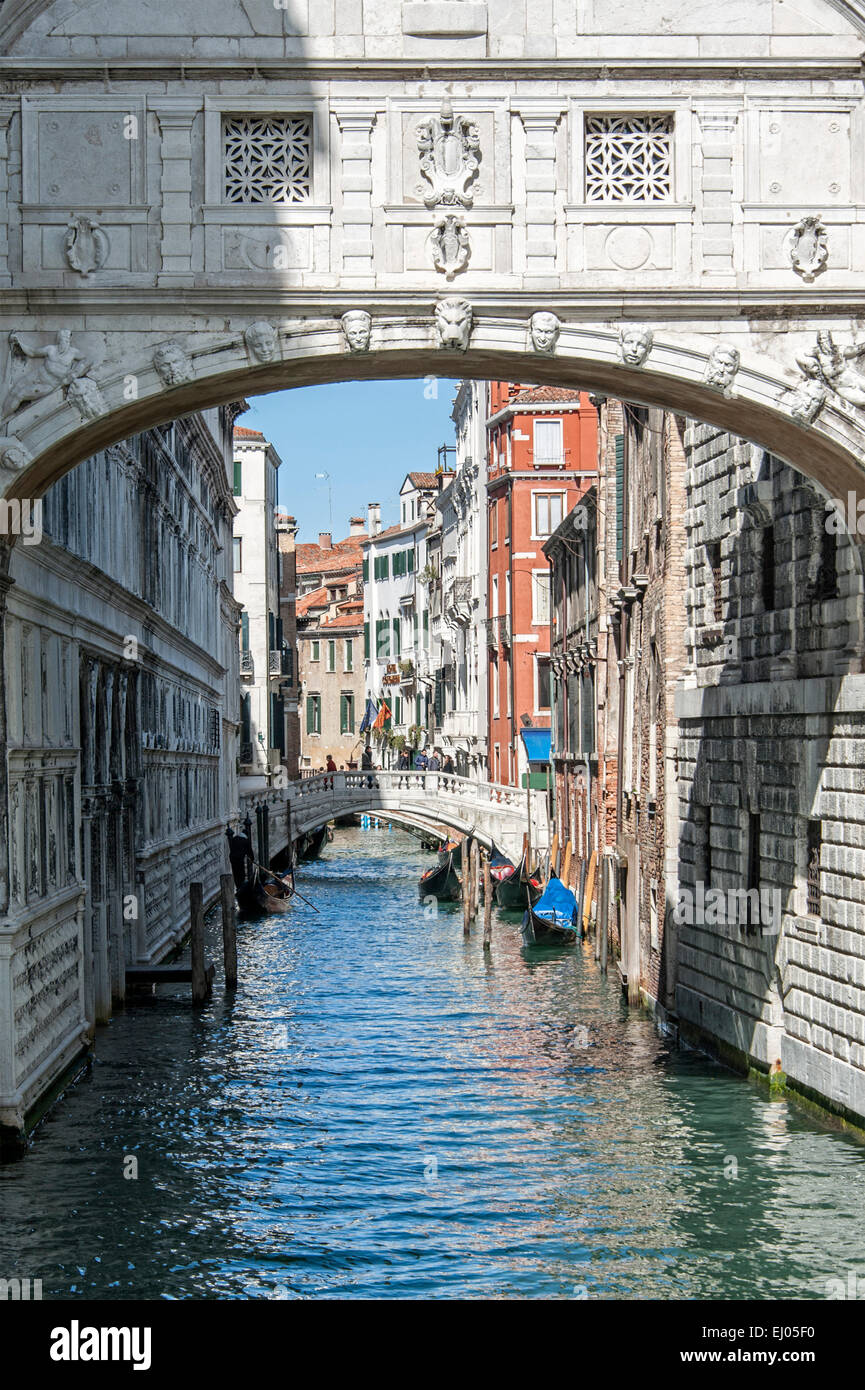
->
[372,700,392,731]
[359,698,378,734]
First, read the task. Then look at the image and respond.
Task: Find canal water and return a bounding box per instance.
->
[2,825,865,1300]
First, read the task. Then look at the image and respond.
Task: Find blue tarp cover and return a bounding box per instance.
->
[520,728,551,766]
[535,874,577,924]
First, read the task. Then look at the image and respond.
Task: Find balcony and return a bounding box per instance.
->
[398,658,415,684]
[485,618,497,650]
[239,741,254,765]
[497,614,511,647]
[270,648,293,678]
[239,650,254,678]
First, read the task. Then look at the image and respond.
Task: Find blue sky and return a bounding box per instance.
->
[242,379,460,543]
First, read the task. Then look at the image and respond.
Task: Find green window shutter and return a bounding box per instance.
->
[376,618,390,658]
[423,610,429,647]
[394,696,402,725]
[363,557,369,583]
[407,547,415,573]
[615,433,624,565]
[233,460,242,496]
[393,551,404,577]
[393,618,400,657]
[415,694,421,725]
[240,610,249,651]
[413,613,418,647]
[364,622,370,659]
[306,696,314,734]
[340,693,347,733]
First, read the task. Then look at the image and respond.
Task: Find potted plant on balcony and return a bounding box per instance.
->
[407,723,422,750]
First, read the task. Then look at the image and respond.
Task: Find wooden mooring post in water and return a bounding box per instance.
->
[470,838,480,922]
[483,852,492,949]
[220,872,238,990]
[190,881,213,1005]
[462,839,471,935]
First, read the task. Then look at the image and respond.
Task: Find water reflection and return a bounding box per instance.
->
[1,827,864,1300]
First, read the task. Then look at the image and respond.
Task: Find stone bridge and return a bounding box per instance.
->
[240,772,550,867]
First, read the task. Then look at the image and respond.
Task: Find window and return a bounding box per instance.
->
[393,695,402,726]
[374,554,389,581]
[807,820,822,917]
[326,640,336,672]
[392,618,401,657]
[492,660,500,718]
[310,640,320,662]
[340,692,355,735]
[376,618,390,658]
[407,547,415,574]
[362,557,369,583]
[363,623,370,660]
[490,501,498,547]
[761,526,775,613]
[393,550,405,578]
[707,541,723,623]
[232,460,242,496]
[232,537,242,572]
[532,570,551,626]
[306,693,321,735]
[746,812,761,931]
[423,610,429,649]
[534,493,564,538]
[534,418,564,465]
[271,693,285,754]
[223,114,312,204]
[345,638,353,672]
[240,610,249,652]
[815,525,838,601]
[537,657,551,711]
[585,114,673,203]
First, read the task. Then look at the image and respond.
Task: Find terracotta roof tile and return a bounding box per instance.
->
[296,585,329,616]
[234,425,266,439]
[405,471,439,489]
[321,612,363,630]
[508,386,583,405]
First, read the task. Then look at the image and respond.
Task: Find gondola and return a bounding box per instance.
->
[236,865,295,915]
[298,824,328,861]
[438,836,463,868]
[521,872,579,946]
[419,851,461,902]
[488,845,516,893]
[495,851,543,909]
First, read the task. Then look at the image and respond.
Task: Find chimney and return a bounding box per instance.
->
[349,515,366,536]
[367,502,381,536]
[318,531,332,550]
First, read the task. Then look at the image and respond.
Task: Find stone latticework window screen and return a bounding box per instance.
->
[223,115,312,204]
[584,115,673,202]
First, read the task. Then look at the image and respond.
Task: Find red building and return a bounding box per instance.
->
[486,383,597,787]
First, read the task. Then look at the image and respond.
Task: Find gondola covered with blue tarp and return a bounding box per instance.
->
[521,872,579,945]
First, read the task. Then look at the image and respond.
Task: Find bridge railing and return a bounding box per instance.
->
[289,770,527,808]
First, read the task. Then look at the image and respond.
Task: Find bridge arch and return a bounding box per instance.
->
[4,321,865,515]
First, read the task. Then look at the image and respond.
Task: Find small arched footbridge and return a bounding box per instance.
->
[240,772,551,866]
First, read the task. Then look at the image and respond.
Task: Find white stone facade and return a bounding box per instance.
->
[0,407,240,1149]
[232,426,285,784]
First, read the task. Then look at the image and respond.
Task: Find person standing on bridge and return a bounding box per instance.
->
[442,753,455,787]
[414,748,428,773]
[326,753,337,788]
[361,742,374,788]
[427,750,441,772]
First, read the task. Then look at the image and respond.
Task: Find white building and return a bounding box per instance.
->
[362,484,442,760]
[426,382,489,780]
[232,425,286,782]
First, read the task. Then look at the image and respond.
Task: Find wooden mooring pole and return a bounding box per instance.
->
[483,853,492,950]
[462,840,471,936]
[470,837,480,922]
[190,881,210,1005]
[220,872,238,990]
